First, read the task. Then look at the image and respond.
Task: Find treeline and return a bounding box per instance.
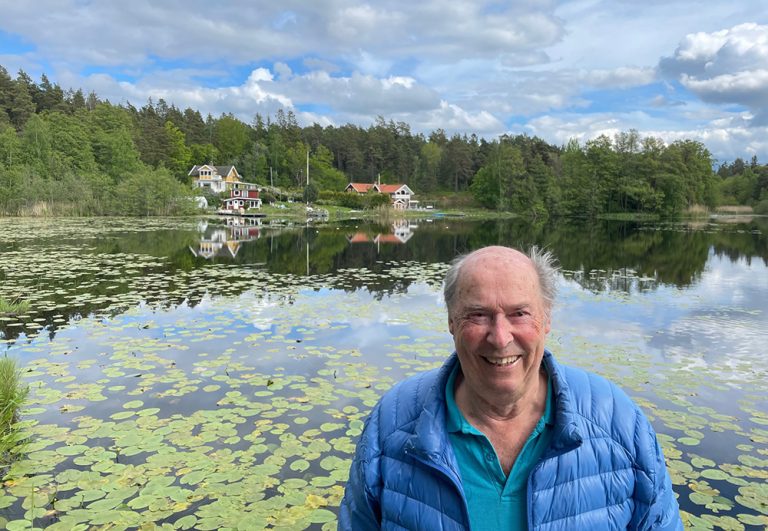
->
[1,66,766,217]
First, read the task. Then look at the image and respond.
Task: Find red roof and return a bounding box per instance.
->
[346,183,375,193]
[377,184,406,193]
[348,232,372,243]
[374,234,404,244]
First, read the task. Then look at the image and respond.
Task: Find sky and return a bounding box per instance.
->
[1,0,767,164]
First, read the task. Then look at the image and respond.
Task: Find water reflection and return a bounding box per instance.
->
[189,217,262,260]
[1,216,766,343]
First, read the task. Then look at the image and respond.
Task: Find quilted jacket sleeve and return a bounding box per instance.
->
[644,435,683,531]
[338,404,382,531]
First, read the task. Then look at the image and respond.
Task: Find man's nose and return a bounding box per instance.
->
[486,313,512,349]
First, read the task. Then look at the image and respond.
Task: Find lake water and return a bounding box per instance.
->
[1,215,767,530]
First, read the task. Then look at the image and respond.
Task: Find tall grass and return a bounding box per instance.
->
[0,356,29,470]
[0,296,31,315]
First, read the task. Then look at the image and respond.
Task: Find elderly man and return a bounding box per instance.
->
[339,246,682,530]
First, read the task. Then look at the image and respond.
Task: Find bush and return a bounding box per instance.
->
[114,168,194,216]
[260,190,276,204]
[199,187,223,208]
[754,199,768,215]
[318,190,392,209]
[303,183,319,203]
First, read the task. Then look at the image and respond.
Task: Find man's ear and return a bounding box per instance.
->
[448,316,455,335]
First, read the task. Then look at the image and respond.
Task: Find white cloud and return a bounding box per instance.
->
[583,67,657,88]
[418,101,504,134]
[1,1,768,161]
[0,0,564,69]
[660,23,768,111]
[523,110,768,162]
[681,70,768,106]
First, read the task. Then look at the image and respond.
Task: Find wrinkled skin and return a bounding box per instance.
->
[448,246,551,419]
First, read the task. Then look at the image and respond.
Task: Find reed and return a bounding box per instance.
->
[0,356,28,469]
[0,296,31,315]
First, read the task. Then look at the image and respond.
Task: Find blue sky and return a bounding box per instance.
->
[1,0,767,163]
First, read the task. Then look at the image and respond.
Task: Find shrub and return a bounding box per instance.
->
[754,199,768,215]
[260,190,276,204]
[303,183,319,204]
[114,168,194,216]
[318,190,392,209]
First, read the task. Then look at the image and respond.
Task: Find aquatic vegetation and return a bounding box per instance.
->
[0,356,28,472]
[0,217,766,529]
[0,298,31,316]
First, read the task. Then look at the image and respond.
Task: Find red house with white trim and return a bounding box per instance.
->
[221,187,262,211]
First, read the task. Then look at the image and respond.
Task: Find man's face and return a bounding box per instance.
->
[448,248,551,405]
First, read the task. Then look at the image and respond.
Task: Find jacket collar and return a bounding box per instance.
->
[542,350,584,451]
[405,350,582,464]
[403,354,460,469]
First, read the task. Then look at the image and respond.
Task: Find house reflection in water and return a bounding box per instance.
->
[347,219,418,248]
[190,217,261,259]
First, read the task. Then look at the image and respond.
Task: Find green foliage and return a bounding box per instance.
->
[189,142,219,166]
[0,356,28,472]
[754,199,768,215]
[113,167,194,216]
[302,182,319,203]
[469,165,499,209]
[0,122,22,165]
[0,296,30,314]
[259,190,276,204]
[318,190,391,209]
[0,65,761,220]
[215,114,249,162]
[198,187,223,208]
[309,145,347,191]
[163,120,192,180]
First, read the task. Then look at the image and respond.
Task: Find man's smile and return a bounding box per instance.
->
[481,355,521,367]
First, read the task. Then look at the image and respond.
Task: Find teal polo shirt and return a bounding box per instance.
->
[445,363,554,530]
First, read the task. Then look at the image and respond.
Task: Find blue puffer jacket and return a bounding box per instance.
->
[339,351,682,530]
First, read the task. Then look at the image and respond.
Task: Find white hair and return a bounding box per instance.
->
[443,245,559,316]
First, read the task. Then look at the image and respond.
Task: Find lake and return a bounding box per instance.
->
[1,215,767,530]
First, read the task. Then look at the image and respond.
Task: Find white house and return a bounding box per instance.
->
[189,165,243,193]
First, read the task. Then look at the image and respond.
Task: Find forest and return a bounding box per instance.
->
[1,65,767,217]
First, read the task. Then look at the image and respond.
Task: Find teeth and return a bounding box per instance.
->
[485,356,520,366]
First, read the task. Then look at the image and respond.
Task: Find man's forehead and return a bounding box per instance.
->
[461,247,535,276]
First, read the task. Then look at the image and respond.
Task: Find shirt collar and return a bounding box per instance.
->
[444,360,554,434]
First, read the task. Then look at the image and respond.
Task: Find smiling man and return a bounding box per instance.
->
[339,246,682,530]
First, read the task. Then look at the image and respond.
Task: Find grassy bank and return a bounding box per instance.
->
[0,357,28,471]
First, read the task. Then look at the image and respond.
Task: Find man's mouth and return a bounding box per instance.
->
[482,355,521,367]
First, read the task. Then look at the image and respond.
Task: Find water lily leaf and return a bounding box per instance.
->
[309,508,337,524]
[175,514,198,529]
[86,497,122,512]
[701,469,730,481]
[290,459,310,472]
